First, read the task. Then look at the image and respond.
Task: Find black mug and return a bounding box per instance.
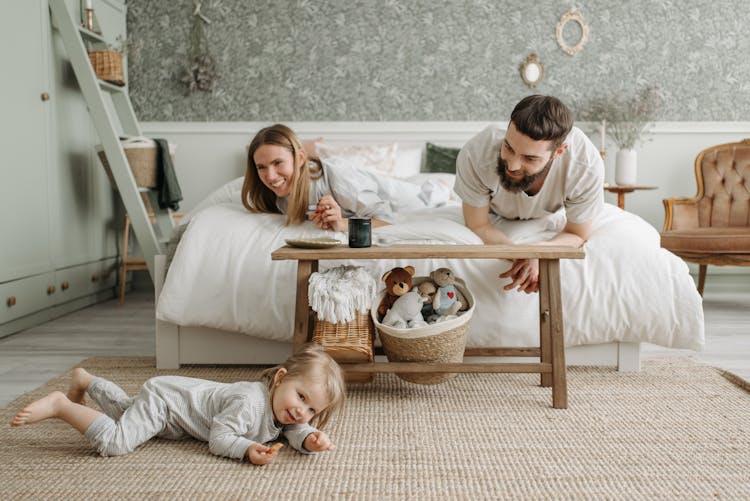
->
[348,217,372,248]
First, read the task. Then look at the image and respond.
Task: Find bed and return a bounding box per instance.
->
[154,173,704,371]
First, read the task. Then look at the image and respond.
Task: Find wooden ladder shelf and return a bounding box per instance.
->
[48,0,175,278]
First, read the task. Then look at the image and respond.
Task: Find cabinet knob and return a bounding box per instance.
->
[6,296,16,307]
[41,92,50,101]
[61,281,70,291]
[91,274,100,283]
[47,285,56,295]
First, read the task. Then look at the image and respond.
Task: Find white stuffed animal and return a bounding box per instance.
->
[382,291,428,329]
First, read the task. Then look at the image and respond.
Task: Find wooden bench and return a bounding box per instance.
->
[271,244,584,409]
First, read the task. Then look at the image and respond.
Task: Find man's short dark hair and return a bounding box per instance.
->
[510,95,573,148]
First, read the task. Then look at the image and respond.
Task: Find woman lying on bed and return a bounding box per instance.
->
[242,123,396,232]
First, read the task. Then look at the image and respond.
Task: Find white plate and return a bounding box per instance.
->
[285,237,343,249]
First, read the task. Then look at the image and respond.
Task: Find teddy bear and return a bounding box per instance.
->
[429,267,468,317]
[413,280,438,319]
[377,266,416,319]
[381,290,428,329]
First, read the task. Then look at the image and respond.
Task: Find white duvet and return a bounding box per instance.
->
[157,188,704,350]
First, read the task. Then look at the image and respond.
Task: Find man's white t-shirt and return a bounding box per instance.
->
[453,124,604,226]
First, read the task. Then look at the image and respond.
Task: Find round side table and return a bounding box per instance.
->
[603,183,657,210]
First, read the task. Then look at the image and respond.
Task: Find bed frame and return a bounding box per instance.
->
[154,255,641,371]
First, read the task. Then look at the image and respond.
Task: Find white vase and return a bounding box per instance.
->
[615,149,638,186]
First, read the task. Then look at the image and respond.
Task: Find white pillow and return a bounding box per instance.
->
[183,176,245,223]
[315,142,398,177]
[405,173,460,202]
[392,146,423,179]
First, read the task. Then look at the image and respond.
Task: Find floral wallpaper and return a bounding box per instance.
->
[126,0,750,121]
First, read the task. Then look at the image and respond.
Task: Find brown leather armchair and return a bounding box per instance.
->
[661,139,750,295]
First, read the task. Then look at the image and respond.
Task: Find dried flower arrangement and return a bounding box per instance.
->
[586,87,662,150]
[181,1,219,94]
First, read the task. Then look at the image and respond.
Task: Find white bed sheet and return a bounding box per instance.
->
[157,199,704,351]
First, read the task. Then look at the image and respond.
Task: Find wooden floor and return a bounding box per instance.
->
[1,275,748,407]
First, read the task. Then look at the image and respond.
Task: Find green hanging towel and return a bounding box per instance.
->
[154,138,182,211]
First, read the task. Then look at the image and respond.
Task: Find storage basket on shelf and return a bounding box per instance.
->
[97,137,176,189]
[88,50,125,86]
[308,266,377,383]
[372,276,475,385]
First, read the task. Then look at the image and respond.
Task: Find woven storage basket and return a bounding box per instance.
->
[97,138,175,189]
[312,310,375,383]
[88,50,125,86]
[372,277,475,385]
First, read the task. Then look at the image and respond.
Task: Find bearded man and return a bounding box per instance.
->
[454,95,604,293]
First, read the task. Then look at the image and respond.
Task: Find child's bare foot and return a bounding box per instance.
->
[67,368,94,405]
[11,391,68,427]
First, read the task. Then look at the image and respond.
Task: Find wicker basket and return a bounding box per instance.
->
[88,50,125,86]
[312,310,374,383]
[372,277,474,385]
[97,138,175,189]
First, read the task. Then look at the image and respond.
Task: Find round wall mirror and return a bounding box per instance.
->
[520,53,544,88]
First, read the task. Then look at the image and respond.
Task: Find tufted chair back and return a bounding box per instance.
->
[696,142,750,228]
[661,139,750,296]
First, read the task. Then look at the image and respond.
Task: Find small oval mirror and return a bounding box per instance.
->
[556,8,589,56]
[520,53,543,88]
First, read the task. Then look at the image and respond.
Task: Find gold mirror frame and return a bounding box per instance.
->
[520,53,544,88]
[556,8,589,56]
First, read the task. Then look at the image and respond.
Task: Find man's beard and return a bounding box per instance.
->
[497,154,554,193]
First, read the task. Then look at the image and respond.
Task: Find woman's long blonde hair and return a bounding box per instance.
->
[262,343,346,430]
[242,124,322,225]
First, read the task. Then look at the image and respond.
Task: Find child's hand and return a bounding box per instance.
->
[304,431,335,452]
[309,195,346,232]
[247,443,281,465]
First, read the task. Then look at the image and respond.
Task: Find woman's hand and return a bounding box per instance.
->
[246,443,280,465]
[310,195,347,232]
[499,258,539,293]
[303,431,335,452]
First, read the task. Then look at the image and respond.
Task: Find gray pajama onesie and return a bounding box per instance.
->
[83,375,316,458]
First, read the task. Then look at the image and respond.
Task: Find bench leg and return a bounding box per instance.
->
[547,259,567,409]
[293,260,314,353]
[539,261,552,388]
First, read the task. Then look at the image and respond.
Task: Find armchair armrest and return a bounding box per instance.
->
[662,198,700,232]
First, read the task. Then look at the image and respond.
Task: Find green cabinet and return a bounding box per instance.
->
[1,0,54,284]
[1,0,125,337]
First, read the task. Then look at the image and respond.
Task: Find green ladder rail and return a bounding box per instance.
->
[48,0,174,278]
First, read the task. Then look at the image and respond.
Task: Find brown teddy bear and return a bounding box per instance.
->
[377,266,415,319]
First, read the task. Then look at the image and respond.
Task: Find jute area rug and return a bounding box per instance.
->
[1,357,749,500]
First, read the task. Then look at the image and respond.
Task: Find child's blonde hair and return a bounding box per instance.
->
[263,344,345,429]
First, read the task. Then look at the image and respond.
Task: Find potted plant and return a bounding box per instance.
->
[586,86,661,185]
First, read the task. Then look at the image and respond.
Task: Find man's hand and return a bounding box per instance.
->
[246,443,280,465]
[304,431,335,452]
[499,258,539,293]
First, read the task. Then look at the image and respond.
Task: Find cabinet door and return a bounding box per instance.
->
[48,15,96,268]
[49,0,124,267]
[0,0,53,283]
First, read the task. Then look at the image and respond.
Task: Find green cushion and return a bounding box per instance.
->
[423,142,461,174]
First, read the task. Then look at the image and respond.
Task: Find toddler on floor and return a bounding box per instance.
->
[11,344,345,465]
